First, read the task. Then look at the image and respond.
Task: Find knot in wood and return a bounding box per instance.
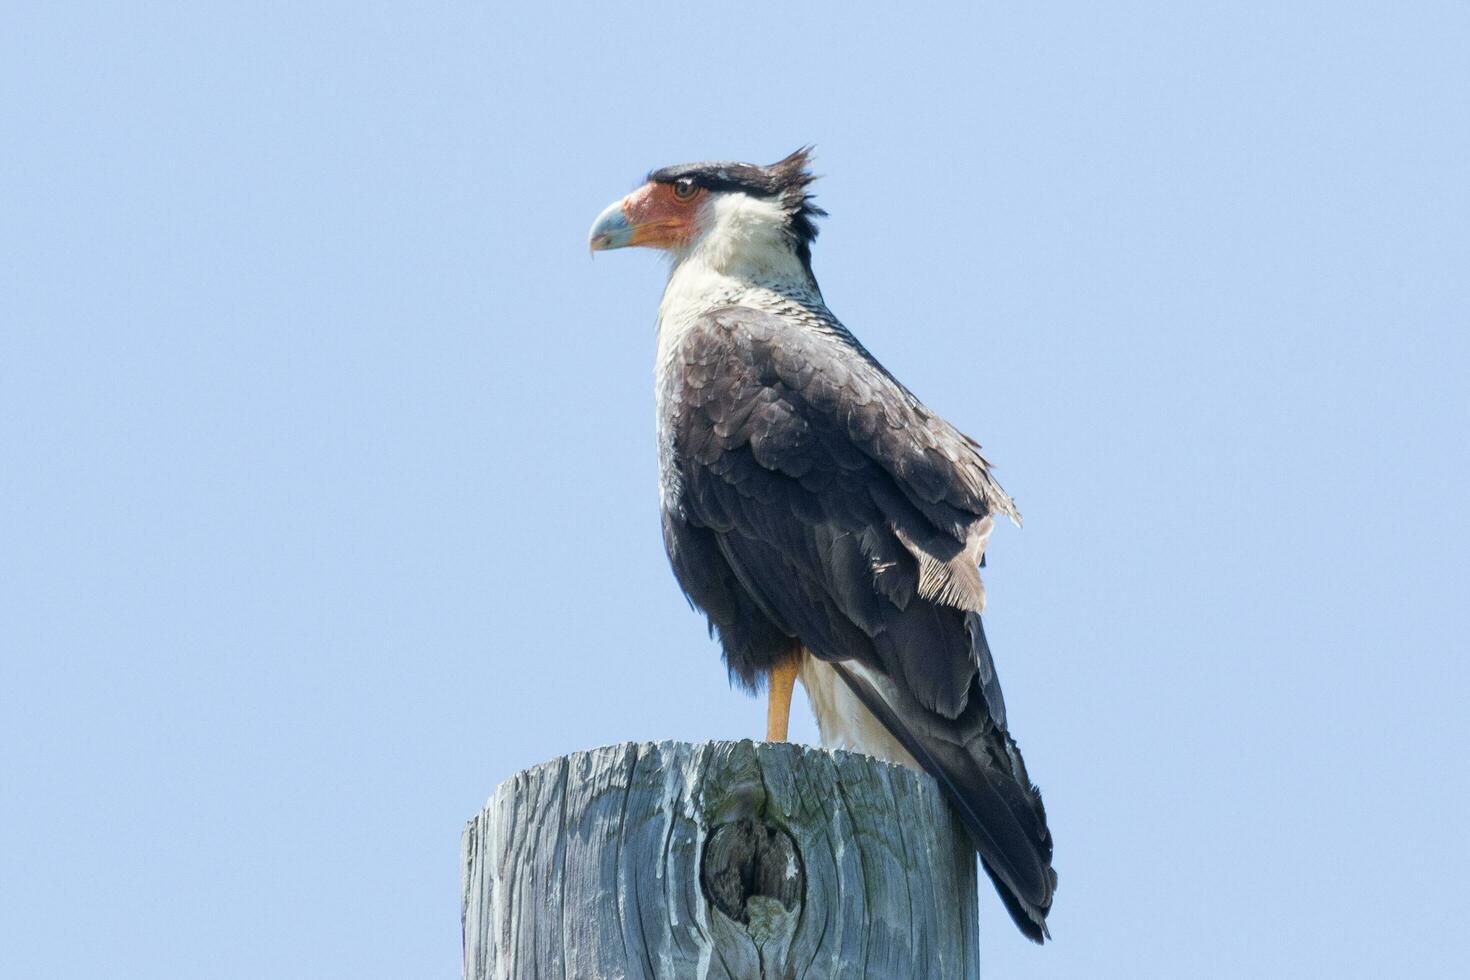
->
[699,818,804,924]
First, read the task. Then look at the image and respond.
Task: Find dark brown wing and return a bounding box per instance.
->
[658,305,1055,940]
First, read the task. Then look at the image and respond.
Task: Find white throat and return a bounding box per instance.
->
[656,192,818,364]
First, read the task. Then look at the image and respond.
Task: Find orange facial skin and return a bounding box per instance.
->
[620,181,707,249]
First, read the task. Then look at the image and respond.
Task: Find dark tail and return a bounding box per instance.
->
[831,661,1057,942]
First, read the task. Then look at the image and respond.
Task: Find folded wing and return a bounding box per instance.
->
[659,306,1056,941]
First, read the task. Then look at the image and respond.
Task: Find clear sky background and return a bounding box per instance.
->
[3,3,1467,978]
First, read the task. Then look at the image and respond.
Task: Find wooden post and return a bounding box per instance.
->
[461,740,981,980]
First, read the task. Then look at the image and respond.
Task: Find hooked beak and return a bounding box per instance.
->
[588,198,635,252]
[588,183,694,253]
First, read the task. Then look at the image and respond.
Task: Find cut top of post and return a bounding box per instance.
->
[461,739,981,980]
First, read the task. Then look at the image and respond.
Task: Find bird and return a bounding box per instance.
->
[588,148,1056,942]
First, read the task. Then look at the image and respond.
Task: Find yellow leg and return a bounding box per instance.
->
[766,655,800,742]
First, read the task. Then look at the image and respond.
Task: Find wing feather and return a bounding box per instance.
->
[659,305,1054,940]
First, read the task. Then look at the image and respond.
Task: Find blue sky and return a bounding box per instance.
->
[3,3,1467,977]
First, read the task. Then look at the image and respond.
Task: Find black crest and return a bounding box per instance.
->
[649,147,826,269]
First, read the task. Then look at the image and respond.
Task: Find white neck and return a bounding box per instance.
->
[655,192,820,363]
[656,248,816,367]
[672,192,809,283]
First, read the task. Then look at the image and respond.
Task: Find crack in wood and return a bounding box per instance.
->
[461,740,980,980]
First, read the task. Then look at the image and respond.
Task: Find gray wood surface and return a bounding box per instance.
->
[461,740,980,979]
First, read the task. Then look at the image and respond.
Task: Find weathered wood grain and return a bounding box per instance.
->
[461,740,980,979]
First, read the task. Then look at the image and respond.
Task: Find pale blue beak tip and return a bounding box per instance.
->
[588,201,633,252]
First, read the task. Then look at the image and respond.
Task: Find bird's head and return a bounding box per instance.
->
[588,147,825,278]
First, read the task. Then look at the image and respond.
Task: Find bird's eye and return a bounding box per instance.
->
[672,178,698,201]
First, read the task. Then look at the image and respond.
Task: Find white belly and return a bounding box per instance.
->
[798,653,921,771]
